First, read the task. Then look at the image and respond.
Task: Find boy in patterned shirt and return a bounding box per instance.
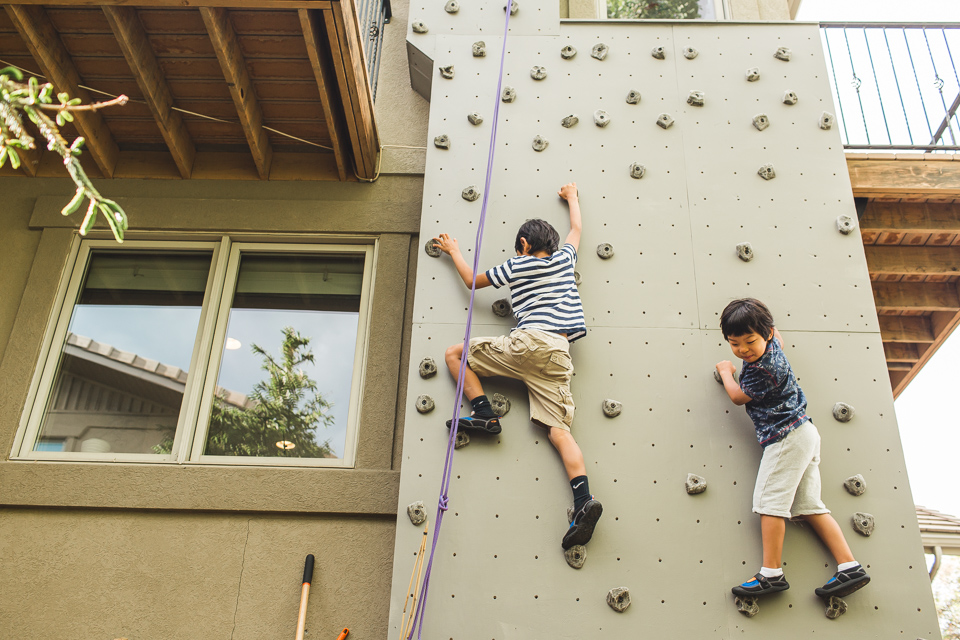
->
[431,182,601,550]
[716,298,870,599]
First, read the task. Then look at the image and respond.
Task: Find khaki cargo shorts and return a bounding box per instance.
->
[753,421,830,519]
[467,329,575,431]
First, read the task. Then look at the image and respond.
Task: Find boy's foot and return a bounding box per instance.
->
[814,565,870,598]
[731,573,790,597]
[445,416,502,435]
[562,498,602,549]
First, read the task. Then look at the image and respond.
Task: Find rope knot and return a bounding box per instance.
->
[438,496,450,511]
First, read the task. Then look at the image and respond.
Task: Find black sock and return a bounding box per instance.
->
[470,395,497,419]
[571,475,590,512]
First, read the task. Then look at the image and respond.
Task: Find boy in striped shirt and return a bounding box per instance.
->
[432,182,601,550]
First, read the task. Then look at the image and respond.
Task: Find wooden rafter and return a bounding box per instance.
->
[864,246,960,277]
[878,316,935,343]
[200,6,273,180]
[871,281,960,312]
[103,5,195,179]
[299,7,347,181]
[861,201,960,234]
[848,158,960,198]
[8,0,333,7]
[883,342,921,363]
[5,4,119,177]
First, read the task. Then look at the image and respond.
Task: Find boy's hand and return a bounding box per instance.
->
[716,360,752,405]
[432,233,459,256]
[715,360,736,377]
[558,182,578,201]
[772,327,784,348]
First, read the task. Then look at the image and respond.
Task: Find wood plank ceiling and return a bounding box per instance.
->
[0,0,379,181]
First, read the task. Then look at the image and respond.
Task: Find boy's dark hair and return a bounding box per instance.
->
[720,298,775,339]
[515,219,560,255]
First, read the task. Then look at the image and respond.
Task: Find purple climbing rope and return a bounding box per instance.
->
[406,7,512,640]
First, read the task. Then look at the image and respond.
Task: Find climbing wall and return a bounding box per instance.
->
[391,8,941,639]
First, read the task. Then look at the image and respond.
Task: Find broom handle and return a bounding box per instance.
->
[295,554,315,640]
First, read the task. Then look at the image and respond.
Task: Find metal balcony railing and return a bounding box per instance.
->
[357,0,391,100]
[820,23,960,152]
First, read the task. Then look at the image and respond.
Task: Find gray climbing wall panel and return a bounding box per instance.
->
[392,13,940,640]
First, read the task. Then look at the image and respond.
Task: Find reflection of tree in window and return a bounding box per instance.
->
[607,0,700,19]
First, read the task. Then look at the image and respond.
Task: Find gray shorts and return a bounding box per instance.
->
[753,421,830,519]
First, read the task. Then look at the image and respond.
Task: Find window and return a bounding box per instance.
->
[14,238,374,468]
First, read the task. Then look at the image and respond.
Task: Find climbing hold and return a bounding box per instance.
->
[462,185,481,201]
[439,65,455,79]
[736,242,754,262]
[651,46,665,60]
[564,545,587,569]
[596,243,615,260]
[745,67,760,81]
[433,134,450,149]
[415,394,435,414]
[567,505,575,524]
[774,47,792,61]
[424,238,442,258]
[561,115,579,128]
[530,66,547,80]
[844,474,867,496]
[591,43,609,60]
[504,0,518,15]
[467,112,483,125]
[824,596,848,619]
[685,473,707,495]
[532,135,549,152]
[629,163,645,179]
[625,89,641,105]
[687,90,705,107]
[419,357,438,378]
[713,368,738,384]
[836,215,856,235]
[852,512,875,537]
[752,114,769,131]
[411,21,428,33]
[819,111,835,130]
[492,298,512,317]
[782,90,798,105]
[454,431,470,449]
[602,398,622,417]
[560,45,577,59]
[757,163,776,180]
[606,587,631,613]
[491,392,511,417]
[501,86,517,103]
[656,113,674,129]
[735,596,759,617]
[407,501,427,525]
[444,0,459,12]
[573,271,582,286]
[472,41,486,57]
[683,46,699,59]
[594,110,610,127]
[833,402,855,422]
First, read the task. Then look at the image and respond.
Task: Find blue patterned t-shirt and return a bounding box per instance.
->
[739,338,809,448]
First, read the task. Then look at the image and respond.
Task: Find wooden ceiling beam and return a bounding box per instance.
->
[298,8,346,181]
[879,316,935,343]
[8,0,333,8]
[861,201,960,234]
[871,281,960,312]
[5,4,119,177]
[864,245,960,276]
[103,6,195,179]
[887,362,915,371]
[883,342,922,363]
[848,158,960,198]
[200,6,272,180]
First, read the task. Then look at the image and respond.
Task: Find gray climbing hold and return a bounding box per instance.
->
[419,357,438,378]
[472,41,486,57]
[411,21,428,33]
[532,135,549,152]
[852,512,875,537]
[564,545,587,569]
[574,271,582,286]
[714,368,738,384]
[651,46,665,60]
[462,185,480,201]
[757,163,776,180]
[836,215,856,235]
[467,112,483,125]
[504,0,518,15]
[629,163,645,179]
[687,90,705,107]
[444,0,459,12]
[606,587,631,612]
[530,66,547,80]
[454,431,470,449]
[415,394,435,414]
[602,398,622,417]
[735,596,759,617]
[597,243,614,260]
[567,505,575,524]
[782,90,798,105]
[594,110,610,127]
[625,89,641,105]
[844,474,866,496]
[824,596,847,619]
[591,43,609,60]
[501,86,516,103]
[833,402,855,422]
[736,242,754,262]
[492,298,512,317]
[774,47,792,61]
[439,65,455,79]
[434,134,450,149]
[685,473,707,495]
[656,113,674,129]
[820,111,835,130]
[492,392,511,417]
[683,46,698,59]
[561,115,579,128]
[752,114,769,131]
[407,501,427,525]
[561,45,577,59]
[424,238,442,258]
[746,67,760,81]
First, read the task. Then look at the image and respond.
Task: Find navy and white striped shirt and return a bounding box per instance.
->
[485,243,586,342]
